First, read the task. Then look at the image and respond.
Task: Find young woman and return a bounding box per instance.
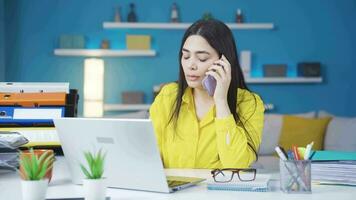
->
[150,19,264,169]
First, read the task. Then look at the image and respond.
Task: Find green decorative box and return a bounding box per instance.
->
[59,35,86,49]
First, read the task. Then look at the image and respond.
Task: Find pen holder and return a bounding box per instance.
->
[279,159,312,194]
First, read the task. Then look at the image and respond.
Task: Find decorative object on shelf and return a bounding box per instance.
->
[59,35,72,49]
[264,103,275,111]
[114,6,121,22]
[236,9,243,23]
[126,35,151,50]
[83,59,105,117]
[70,35,85,49]
[263,64,287,77]
[240,50,251,77]
[127,3,137,22]
[202,12,214,20]
[170,2,179,22]
[80,149,107,200]
[19,148,54,200]
[59,35,86,49]
[297,62,321,77]
[122,91,144,104]
[100,39,110,49]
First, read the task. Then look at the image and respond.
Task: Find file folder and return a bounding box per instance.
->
[0,92,66,107]
[0,106,64,126]
[0,127,60,147]
[311,150,356,186]
[0,82,69,93]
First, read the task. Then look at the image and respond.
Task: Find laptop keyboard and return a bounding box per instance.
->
[167,180,190,188]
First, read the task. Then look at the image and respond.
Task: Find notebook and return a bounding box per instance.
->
[311,150,356,161]
[207,174,271,192]
[311,151,356,186]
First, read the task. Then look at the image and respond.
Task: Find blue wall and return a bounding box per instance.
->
[0,0,4,81]
[3,0,356,116]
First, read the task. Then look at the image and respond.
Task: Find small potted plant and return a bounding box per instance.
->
[19,148,54,200]
[80,149,107,200]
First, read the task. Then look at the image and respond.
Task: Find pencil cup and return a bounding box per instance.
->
[279,159,312,194]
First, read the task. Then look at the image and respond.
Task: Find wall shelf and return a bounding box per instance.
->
[245,77,322,84]
[104,79,321,112]
[104,104,151,111]
[103,22,274,30]
[104,103,274,112]
[54,49,156,57]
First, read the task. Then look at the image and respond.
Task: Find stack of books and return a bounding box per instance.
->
[207,174,271,192]
[0,82,79,149]
[311,150,356,186]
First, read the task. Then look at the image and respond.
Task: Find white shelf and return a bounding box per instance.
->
[54,49,156,57]
[103,22,274,30]
[104,103,274,112]
[104,104,151,111]
[245,77,322,84]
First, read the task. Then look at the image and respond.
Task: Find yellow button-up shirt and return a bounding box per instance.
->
[149,83,264,169]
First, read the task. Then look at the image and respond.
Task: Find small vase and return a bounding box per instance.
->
[21,179,48,200]
[83,178,107,200]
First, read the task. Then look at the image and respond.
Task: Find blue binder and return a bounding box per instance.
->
[0,106,65,125]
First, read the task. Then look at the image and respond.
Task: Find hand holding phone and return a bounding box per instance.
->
[202,75,216,96]
[202,56,223,96]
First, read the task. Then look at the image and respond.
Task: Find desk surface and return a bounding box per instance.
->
[1,156,355,200]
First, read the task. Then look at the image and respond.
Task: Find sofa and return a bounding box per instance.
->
[109,110,356,171]
[253,110,356,171]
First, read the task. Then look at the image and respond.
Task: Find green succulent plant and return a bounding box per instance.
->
[19,148,54,181]
[80,149,106,179]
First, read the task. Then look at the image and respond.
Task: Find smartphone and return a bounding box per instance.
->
[202,56,223,96]
[202,75,216,96]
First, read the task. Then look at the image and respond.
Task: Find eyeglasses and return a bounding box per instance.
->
[211,168,256,182]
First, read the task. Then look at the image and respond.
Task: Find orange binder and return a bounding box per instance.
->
[0,92,66,107]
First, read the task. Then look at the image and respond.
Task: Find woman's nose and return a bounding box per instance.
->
[188,59,198,70]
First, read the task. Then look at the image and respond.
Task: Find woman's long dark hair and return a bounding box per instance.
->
[169,19,259,160]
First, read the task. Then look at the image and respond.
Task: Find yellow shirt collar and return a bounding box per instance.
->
[181,87,215,127]
[182,87,193,104]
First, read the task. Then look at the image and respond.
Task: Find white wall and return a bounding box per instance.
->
[0,0,5,81]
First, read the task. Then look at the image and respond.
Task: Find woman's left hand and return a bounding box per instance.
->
[205,54,232,103]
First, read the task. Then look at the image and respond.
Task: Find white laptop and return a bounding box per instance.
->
[54,118,205,193]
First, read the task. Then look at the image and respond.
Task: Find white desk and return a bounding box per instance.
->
[0,156,355,200]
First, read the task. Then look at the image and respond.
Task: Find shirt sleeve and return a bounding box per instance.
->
[149,92,165,158]
[214,93,265,168]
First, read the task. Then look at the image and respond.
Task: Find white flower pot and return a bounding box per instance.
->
[83,178,107,200]
[21,179,48,200]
